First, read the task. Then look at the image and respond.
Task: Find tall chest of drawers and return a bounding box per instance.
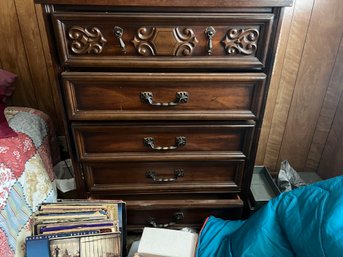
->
[36,0,292,231]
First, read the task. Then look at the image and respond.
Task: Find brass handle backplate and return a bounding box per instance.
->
[143,136,186,150]
[114,26,126,53]
[205,26,216,55]
[140,91,189,106]
[146,169,184,183]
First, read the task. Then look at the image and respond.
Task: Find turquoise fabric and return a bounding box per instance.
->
[196,176,343,257]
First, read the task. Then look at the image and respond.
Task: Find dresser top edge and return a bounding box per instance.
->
[34,0,294,8]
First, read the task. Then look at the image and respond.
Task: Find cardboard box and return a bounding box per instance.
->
[249,166,280,212]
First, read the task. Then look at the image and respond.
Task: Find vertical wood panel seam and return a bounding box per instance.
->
[34,4,64,133]
[315,33,343,171]
[274,0,316,171]
[295,0,343,171]
[318,87,343,177]
[32,4,59,118]
[33,4,51,85]
[260,4,296,164]
[265,0,315,171]
[13,0,40,106]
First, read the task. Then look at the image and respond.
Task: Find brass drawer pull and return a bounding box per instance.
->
[113,26,126,53]
[146,169,184,183]
[143,136,186,150]
[147,212,184,228]
[205,26,216,55]
[140,91,189,106]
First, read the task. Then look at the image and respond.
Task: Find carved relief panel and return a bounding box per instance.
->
[132,27,198,56]
[68,26,107,54]
[67,26,260,57]
[222,28,260,55]
[52,12,273,68]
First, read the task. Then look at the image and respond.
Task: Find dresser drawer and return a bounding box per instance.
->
[72,122,255,161]
[125,198,243,231]
[63,72,266,121]
[52,12,274,69]
[82,160,245,194]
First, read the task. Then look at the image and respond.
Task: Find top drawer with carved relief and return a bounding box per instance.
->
[52,12,274,69]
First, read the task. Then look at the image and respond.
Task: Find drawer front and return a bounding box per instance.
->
[63,72,266,121]
[52,12,274,69]
[125,198,243,230]
[83,160,245,194]
[72,122,255,161]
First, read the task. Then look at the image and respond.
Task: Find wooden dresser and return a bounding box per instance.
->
[35,0,292,231]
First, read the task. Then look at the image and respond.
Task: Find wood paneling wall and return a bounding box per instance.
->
[1,0,342,178]
[256,0,343,178]
[0,0,63,132]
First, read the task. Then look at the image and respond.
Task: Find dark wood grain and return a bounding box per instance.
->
[73,122,255,161]
[278,0,343,172]
[318,92,343,178]
[255,3,295,164]
[63,72,265,120]
[305,36,343,172]
[126,200,243,230]
[14,0,60,122]
[83,160,244,194]
[36,0,288,227]
[261,0,315,172]
[4,0,341,181]
[0,0,37,108]
[52,12,273,69]
[35,4,64,133]
[0,0,64,132]
[34,0,293,8]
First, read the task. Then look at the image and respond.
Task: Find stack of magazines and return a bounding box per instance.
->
[26,200,126,257]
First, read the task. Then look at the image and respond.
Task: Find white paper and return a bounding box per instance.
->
[53,159,76,193]
[138,227,198,257]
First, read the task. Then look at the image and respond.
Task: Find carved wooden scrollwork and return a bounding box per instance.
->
[132,27,198,56]
[68,26,107,54]
[222,28,259,55]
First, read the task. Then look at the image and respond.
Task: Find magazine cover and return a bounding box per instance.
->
[26,200,126,257]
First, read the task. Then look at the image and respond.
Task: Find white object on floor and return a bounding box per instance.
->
[53,159,76,192]
[127,240,140,257]
[137,227,198,257]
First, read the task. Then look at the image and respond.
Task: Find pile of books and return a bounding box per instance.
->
[26,200,126,257]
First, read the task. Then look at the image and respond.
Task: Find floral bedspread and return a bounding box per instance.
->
[0,107,58,257]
